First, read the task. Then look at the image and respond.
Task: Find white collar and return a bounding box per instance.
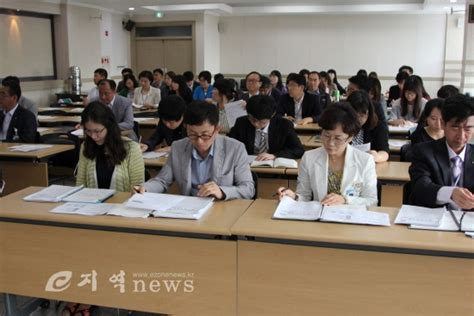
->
[446,141,467,162]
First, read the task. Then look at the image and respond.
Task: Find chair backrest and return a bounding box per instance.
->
[400,143,413,162]
[251,171,258,199]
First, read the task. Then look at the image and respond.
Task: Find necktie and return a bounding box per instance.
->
[254,129,268,154]
[451,156,462,186]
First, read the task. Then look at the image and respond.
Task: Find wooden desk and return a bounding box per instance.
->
[302,135,410,154]
[0,143,74,195]
[0,187,253,315]
[232,199,474,316]
[294,123,321,133]
[38,115,81,126]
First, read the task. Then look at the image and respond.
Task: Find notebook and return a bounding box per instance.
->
[23,185,85,202]
[126,192,214,220]
[249,156,298,168]
[61,188,116,203]
[273,196,390,226]
[49,202,152,218]
[394,205,445,227]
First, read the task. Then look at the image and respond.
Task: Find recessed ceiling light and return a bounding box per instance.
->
[128,7,135,11]
[450,0,456,3]
[156,12,164,18]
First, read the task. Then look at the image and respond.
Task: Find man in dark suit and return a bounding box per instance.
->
[277,73,322,125]
[0,81,37,143]
[229,95,304,160]
[409,94,474,210]
[306,71,330,110]
[241,71,262,101]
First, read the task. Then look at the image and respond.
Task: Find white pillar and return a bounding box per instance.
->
[460,0,474,95]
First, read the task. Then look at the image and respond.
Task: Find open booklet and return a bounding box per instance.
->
[248,156,298,168]
[9,144,53,152]
[23,185,115,203]
[273,196,390,226]
[394,204,446,227]
[50,202,152,218]
[126,192,214,220]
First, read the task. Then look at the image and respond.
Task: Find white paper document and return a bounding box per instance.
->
[224,101,247,128]
[50,202,116,216]
[249,157,298,168]
[9,144,53,152]
[388,140,409,148]
[133,117,152,123]
[352,143,371,153]
[321,205,390,226]
[461,212,474,232]
[126,192,214,220]
[106,203,152,218]
[389,124,417,133]
[273,196,323,221]
[23,185,84,202]
[409,210,463,231]
[394,205,445,226]
[465,231,474,238]
[142,151,169,159]
[71,129,84,136]
[62,188,115,203]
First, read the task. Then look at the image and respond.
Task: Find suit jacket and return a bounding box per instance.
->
[19,96,38,118]
[144,135,255,200]
[269,88,282,104]
[109,95,136,141]
[228,116,304,159]
[409,139,474,208]
[276,92,322,123]
[0,106,37,143]
[296,145,378,206]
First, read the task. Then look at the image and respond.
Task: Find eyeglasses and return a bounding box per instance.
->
[84,127,106,136]
[320,132,350,145]
[188,127,216,141]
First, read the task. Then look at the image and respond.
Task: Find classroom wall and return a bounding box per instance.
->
[461,0,474,95]
[218,14,448,96]
[443,13,465,87]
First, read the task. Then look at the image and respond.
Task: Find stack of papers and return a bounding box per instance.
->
[71,129,84,136]
[9,144,53,152]
[142,151,169,159]
[273,196,390,226]
[23,186,115,203]
[50,202,151,218]
[249,156,298,168]
[394,205,445,227]
[126,192,214,220]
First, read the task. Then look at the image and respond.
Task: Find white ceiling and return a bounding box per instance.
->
[44,0,467,16]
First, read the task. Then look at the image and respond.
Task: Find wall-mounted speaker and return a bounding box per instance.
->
[469,5,474,23]
[123,19,135,31]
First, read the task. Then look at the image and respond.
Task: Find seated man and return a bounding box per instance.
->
[84,68,107,105]
[2,76,38,118]
[409,94,474,210]
[277,73,322,125]
[229,95,304,160]
[192,70,212,100]
[137,101,255,200]
[0,80,37,143]
[259,76,281,104]
[241,71,262,101]
[140,95,186,153]
[306,71,330,111]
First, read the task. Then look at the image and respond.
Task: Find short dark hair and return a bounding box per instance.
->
[437,85,460,99]
[138,70,153,83]
[247,95,276,120]
[183,71,194,82]
[346,90,378,130]
[198,71,212,83]
[395,71,410,83]
[1,75,20,85]
[184,101,219,126]
[299,69,310,77]
[246,71,262,81]
[81,101,126,165]
[213,79,234,100]
[153,68,164,76]
[260,76,271,89]
[94,68,108,79]
[319,102,361,137]
[1,80,21,99]
[158,95,186,121]
[399,65,414,74]
[214,73,224,82]
[368,71,378,79]
[166,71,176,79]
[442,94,474,124]
[287,73,306,87]
[309,71,320,78]
[121,68,133,75]
[356,69,368,77]
[348,75,369,92]
[98,79,116,91]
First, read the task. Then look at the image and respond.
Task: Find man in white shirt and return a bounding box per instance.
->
[84,68,108,105]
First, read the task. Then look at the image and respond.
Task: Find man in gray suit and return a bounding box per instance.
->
[98,79,137,141]
[137,101,255,200]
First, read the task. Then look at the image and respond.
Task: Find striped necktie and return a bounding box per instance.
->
[451,156,462,186]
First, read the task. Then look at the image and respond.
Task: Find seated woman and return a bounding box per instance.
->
[410,98,445,145]
[388,75,427,126]
[140,95,186,153]
[347,90,389,163]
[76,101,144,192]
[170,75,193,105]
[277,103,378,206]
[118,73,138,100]
[133,70,161,110]
[229,95,304,160]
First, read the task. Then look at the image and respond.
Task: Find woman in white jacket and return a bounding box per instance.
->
[277,102,378,207]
